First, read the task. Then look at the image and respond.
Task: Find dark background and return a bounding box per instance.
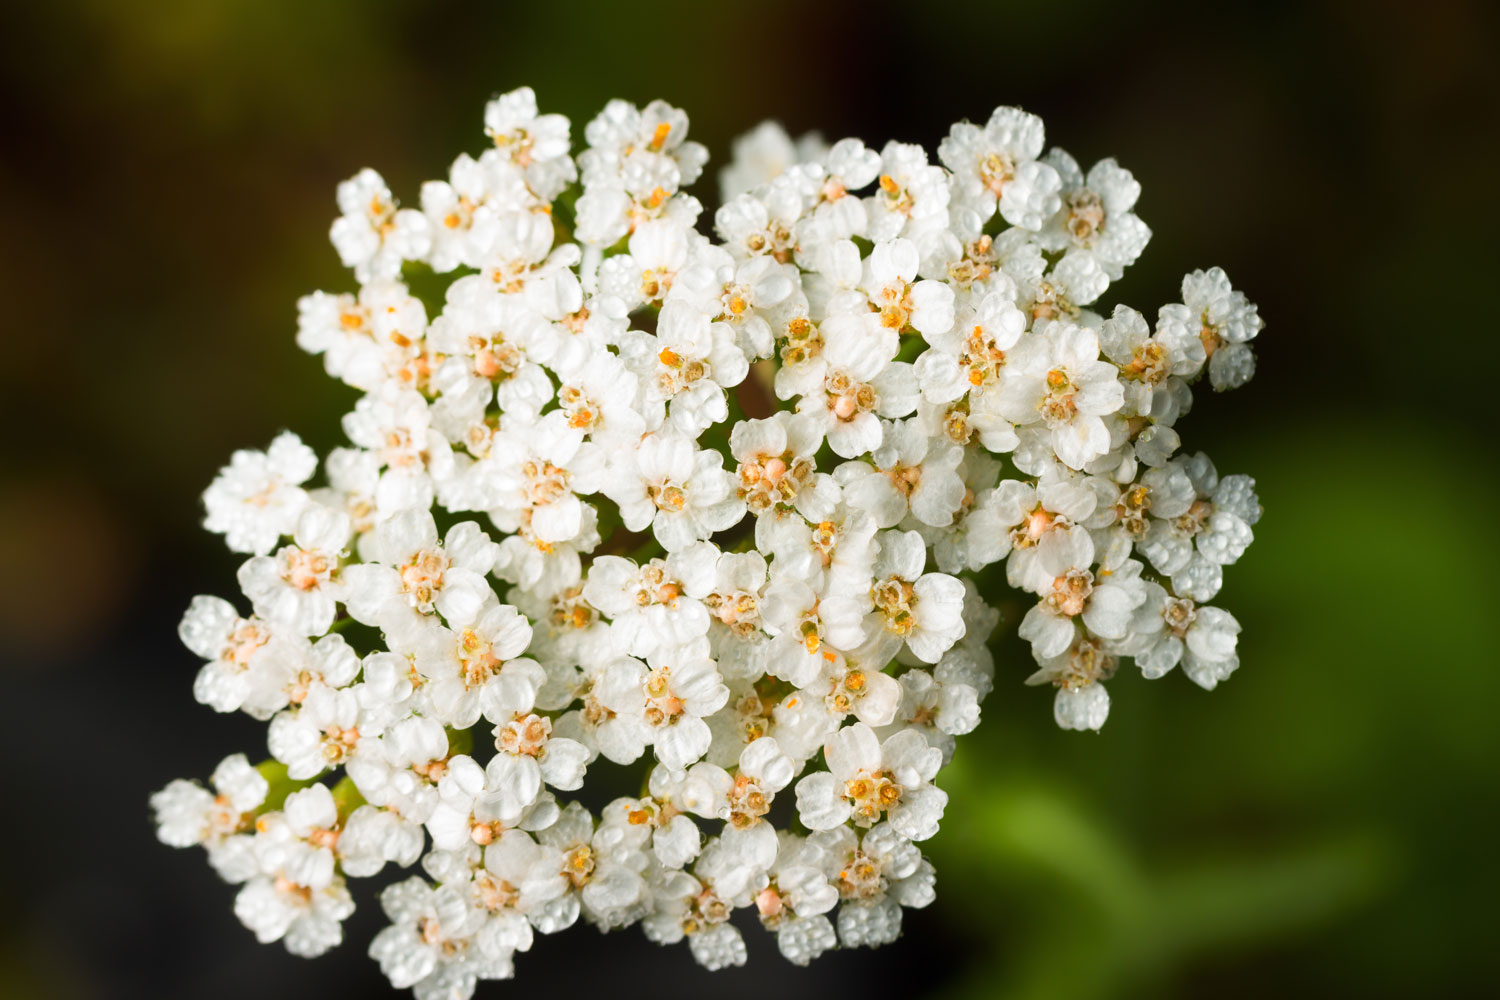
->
[2,0,1496,997]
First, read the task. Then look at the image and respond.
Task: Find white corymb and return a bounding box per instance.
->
[794,722,947,842]
[939,106,1062,234]
[842,529,967,666]
[811,822,935,948]
[594,642,730,771]
[600,431,744,551]
[342,510,499,631]
[330,168,431,283]
[993,320,1125,470]
[1037,151,1151,290]
[483,85,576,202]
[1169,266,1263,391]
[620,299,749,436]
[203,431,317,556]
[236,504,351,637]
[167,86,1264,983]
[797,310,917,458]
[582,547,716,659]
[152,753,267,848]
[864,142,950,243]
[178,596,278,715]
[837,420,966,529]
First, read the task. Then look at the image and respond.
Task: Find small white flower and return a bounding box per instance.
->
[178,596,278,715]
[1026,634,1118,731]
[1099,304,1205,420]
[718,120,821,201]
[345,715,451,824]
[620,300,749,437]
[1137,455,1260,601]
[424,754,561,851]
[475,410,602,548]
[753,831,840,965]
[1122,583,1242,689]
[267,681,377,779]
[341,385,455,512]
[487,712,591,816]
[369,876,504,996]
[878,666,981,764]
[1018,546,1148,661]
[234,863,355,957]
[729,410,835,529]
[295,280,430,393]
[242,631,361,721]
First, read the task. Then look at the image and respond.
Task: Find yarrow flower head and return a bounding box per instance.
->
[157,88,1264,995]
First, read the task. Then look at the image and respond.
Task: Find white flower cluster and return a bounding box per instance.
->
[154,88,1263,996]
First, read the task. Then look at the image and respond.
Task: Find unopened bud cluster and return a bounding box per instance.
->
[153,88,1262,997]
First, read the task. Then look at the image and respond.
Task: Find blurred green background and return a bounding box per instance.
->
[1,0,1496,997]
